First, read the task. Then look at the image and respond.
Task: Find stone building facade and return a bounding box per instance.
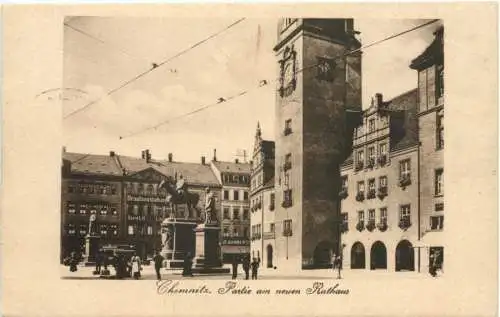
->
[411,26,445,272]
[272,18,362,270]
[61,150,222,262]
[210,158,251,263]
[250,123,276,268]
[340,90,420,272]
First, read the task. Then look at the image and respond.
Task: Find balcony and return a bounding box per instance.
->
[367,189,376,200]
[338,188,348,199]
[356,221,365,232]
[377,219,388,232]
[377,187,388,199]
[282,228,293,237]
[429,215,444,231]
[366,158,375,169]
[366,219,376,232]
[398,216,411,230]
[355,161,364,172]
[263,232,276,240]
[355,192,365,202]
[399,175,411,188]
[251,233,262,241]
[282,199,292,208]
[377,155,387,166]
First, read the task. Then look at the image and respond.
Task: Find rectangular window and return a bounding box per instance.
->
[67,224,76,236]
[368,147,375,160]
[283,219,292,236]
[368,209,375,221]
[380,208,387,221]
[400,159,411,179]
[284,153,292,170]
[233,191,239,201]
[357,150,364,163]
[369,119,375,132]
[147,226,153,235]
[243,227,249,238]
[270,193,275,208]
[127,225,133,235]
[435,168,444,196]
[435,203,444,212]
[379,143,387,155]
[233,208,240,220]
[358,211,364,222]
[244,191,249,201]
[270,223,275,233]
[437,111,444,149]
[223,208,230,220]
[399,204,411,220]
[437,65,444,98]
[79,204,87,214]
[357,181,365,194]
[283,189,293,207]
[224,227,230,237]
[232,227,238,236]
[430,215,444,230]
[379,176,388,187]
[419,69,428,112]
[223,190,229,200]
[67,203,76,214]
[368,179,375,191]
[284,119,292,135]
[243,209,249,220]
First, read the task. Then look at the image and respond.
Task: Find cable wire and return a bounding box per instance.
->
[63,18,246,120]
[119,19,440,140]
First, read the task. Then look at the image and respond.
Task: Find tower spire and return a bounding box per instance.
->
[256,121,262,138]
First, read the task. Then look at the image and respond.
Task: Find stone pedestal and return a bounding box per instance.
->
[160,216,197,268]
[193,223,229,274]
[84,234,100,266]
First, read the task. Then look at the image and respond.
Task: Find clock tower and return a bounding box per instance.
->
[273,18,362,269]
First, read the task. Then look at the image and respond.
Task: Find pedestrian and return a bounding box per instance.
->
[66,251,79,273]
[153,250,165,281]
[130,253,142,279]
[182,252,193,277]
[251,257,259,280]
[94,250,103,275]
[331,253,337,271]
[429,251,440,277]
[242,255,250,280]
[231,256,239,279]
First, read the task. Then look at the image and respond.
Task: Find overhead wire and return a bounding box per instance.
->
[63,17,246,120]
[119,19,440,140]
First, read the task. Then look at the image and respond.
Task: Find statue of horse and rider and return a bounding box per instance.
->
[158,173,217,224]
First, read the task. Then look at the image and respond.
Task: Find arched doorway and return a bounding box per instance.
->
[266,244,273,268]
[313,241,333,268]
[370,241,387,270]
[395,240,414,271]
[351,242,365,269]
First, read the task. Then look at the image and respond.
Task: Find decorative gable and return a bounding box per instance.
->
[129,167,169,182]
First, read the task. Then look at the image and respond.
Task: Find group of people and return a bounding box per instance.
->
[232,255,260,280]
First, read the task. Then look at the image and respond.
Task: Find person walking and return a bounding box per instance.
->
[130,253,142,280]
[66,251,79,273]
[231,257,239,280]
[153,251,165,281]
[182,252,193,277]
[242,255,250,280]
[251,257,259,280]
[95,251,103,275]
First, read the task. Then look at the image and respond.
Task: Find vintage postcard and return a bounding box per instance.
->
[1,3,498,317]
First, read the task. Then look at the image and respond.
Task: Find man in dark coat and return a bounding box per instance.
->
[251,257,259,280]
[153,251,165,281]
[231,257,239,279]
[182,252,193,277]
[242,255,250,280]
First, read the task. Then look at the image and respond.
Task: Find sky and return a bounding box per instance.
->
[63,17,442,163]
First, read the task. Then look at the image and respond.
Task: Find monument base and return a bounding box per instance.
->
[192,223,229,274]
[84,234,100,266]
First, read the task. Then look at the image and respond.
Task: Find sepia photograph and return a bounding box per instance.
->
[1,3,497,317]
[61,17,445,281]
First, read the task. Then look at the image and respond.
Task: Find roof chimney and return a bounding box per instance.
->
[375,93,383,107]
[109,151,115,157]
[213,149,217,162]
[235,159,239,164]
[146,150,151,163]
[62,146,67,153]
[141,150,146,159]
[168,153,173,162]
[201,156,206,165]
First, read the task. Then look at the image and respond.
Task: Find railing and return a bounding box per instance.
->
[367,189,376,200]
[355,192,365,202]
[366,220,376,232]
[282,229,293,237]
[377,219,388,232]
[377,187,388,199]
[398,216,411,230]
[399,175,411,188]
[356,221,364,232]
[281,200,292,208]
[377,155,387,166]
[355,161,364,172]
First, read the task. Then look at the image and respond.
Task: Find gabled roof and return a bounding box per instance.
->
[63,152,221,186]
[63,152,123,176]
[410,26,444,70]
[212,161,251,174]
[119,155,220,187]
